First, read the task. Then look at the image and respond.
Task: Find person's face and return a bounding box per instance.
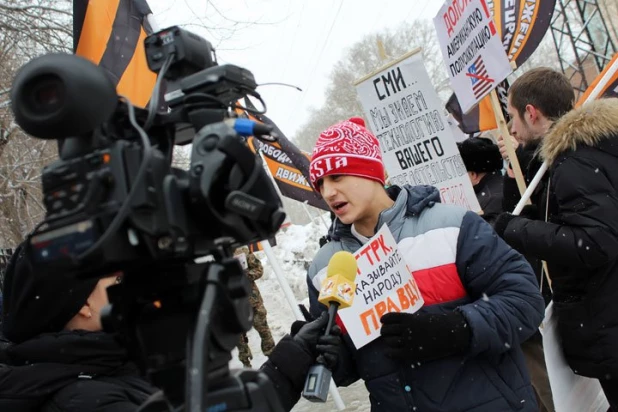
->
[318,175,382,225]
[507,96,540,145]
[86,272,123,330]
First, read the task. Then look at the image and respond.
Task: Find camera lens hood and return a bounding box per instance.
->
[11,53,118,139]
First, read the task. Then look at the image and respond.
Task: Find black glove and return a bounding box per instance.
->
[519,204,539,219]
[494,212,517,238]
[494,204,538,238]
[290,304,314,335]
[293,312,342,369]
[380,311,471,363]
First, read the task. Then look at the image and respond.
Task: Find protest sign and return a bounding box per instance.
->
[434,0,512,113]
[541,302,609,412]
[355,50,481,212]
[338,224,424,349]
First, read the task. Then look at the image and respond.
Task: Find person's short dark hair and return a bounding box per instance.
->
[509,67,575,121]
[457,137,503,174]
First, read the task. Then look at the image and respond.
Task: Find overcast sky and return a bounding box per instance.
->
[148,0,443,140]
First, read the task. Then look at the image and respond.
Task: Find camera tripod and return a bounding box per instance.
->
[102,241,285,412]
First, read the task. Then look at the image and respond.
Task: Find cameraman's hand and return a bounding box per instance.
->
[293,312,341,369]
[315,332,341,370]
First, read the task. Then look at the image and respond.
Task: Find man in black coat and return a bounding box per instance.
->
[495,98,618,409]
[0,242,341,412]
[497,68,575,306]
[457,137,504,225]
[495,67,576,412]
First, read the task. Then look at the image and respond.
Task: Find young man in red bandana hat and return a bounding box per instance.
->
[306,117,545,412]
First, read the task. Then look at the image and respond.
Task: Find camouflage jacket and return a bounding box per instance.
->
[234,246,263,281]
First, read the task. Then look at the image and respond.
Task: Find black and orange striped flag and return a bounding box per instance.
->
[73,0,156,107]
[446,80,509,134]
[577,52,618,106]
[239,99,329,210]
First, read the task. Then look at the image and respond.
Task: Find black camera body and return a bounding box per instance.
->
[11,26,284,277]
[11,26,286,411]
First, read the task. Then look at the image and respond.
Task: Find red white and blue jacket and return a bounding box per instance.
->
[307,185,545,412]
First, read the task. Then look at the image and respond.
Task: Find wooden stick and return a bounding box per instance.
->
[354,47,422,86]
[488,90,528,199]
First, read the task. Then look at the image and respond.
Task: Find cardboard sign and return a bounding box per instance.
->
[338,224,424,348]
[355,50,481,212]
[433,0,512,113]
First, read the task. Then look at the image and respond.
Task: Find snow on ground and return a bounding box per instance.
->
[228,217,370,411]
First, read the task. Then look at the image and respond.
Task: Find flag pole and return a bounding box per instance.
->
[302,201,330,231]
[257,154,345,409]
[488,90,528,199]
[260,241,346,410]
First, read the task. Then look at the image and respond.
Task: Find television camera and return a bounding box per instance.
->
[10,26,286,411]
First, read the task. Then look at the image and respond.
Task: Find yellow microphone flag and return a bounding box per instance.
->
[318,251,358,309]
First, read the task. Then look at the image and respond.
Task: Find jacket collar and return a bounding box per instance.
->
[474,172,501,195]
[330,185,440,242]
[0,331,142,405]
[7,330,130,370]
[542,98,618,164]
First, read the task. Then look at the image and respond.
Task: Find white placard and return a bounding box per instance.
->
[541,302,609,412]
[355,51,481,212]
[338,224,424,349]
[433,0,512,113]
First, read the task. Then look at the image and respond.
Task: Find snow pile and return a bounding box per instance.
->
[230,217,326,367]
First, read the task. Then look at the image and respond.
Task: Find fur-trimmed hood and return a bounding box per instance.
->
[542,98,618,164]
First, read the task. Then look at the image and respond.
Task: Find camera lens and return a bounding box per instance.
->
[11,53,118,139]
[25,74,64,115]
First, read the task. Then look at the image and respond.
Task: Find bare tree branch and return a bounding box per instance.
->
[293,20,450,152]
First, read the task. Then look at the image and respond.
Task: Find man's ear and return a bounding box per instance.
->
[525,104,538,123]
[76,302,92,319]
[468,171,479,185]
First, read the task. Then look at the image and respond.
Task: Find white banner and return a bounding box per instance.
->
[355,50,481,212]
[338,224,424,349]
[541,302,609,412]
[433,0,512,113]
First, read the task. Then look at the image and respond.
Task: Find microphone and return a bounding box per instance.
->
[302,251,357,402]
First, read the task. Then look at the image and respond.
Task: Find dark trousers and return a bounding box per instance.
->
[522,338,554,411]
[601,378,618,411]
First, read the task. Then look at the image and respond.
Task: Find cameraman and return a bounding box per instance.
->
[0,242,158,411]
[0,242,340,412]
